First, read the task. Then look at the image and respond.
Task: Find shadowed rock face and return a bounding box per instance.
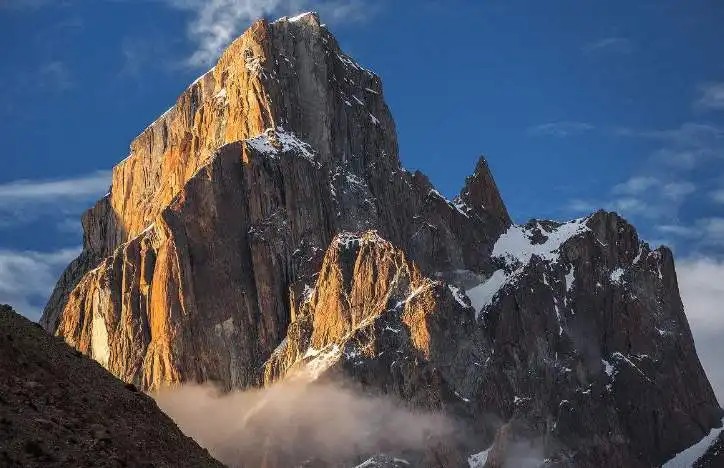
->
[0,305,222,467]
[41,12,721,468]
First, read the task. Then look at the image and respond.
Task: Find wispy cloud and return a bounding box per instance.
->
[527,121,594,138]
[711,189,724,204]
[695,82,724,111]
[162,0,376,68]
[0,170,110,229]
[38,61,74,92]
[616,122,723,146]
[611,176,659,196]
[582,37,632,54]
[569,175,696,223]
[655,224,699,238]
[655,217,724,249]
[616,122,724,169]
[0,171,110,203]
[0,247,80,320]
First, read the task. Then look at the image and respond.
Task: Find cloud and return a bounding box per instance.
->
[616,122,723,148]
[661,181,696,201]
[154,380,456,466]
[655,217,724,249]
[566,199,596,213]
[599,176,694,220]
[0,170,110,229]
[37,61,74,92]
[697,218,724,246]
[677,256,724,401]
[611,176,659,196]
[162,0,376,68]
[617,122,724,169]
[0,170,110,203]
[696,82,724,111]
[711,189,724,204]
[0,247,80,321]
[582,37,632,54]
[655,224,698,238]
[527,121,594,138]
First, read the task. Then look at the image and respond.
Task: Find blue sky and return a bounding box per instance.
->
[1,0,723,336]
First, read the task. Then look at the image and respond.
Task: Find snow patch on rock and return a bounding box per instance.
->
[610,267,625,284]
[493,218,590,265]
[300,344,341,380]
[466,270,508,318]
[565,265,576,293]
[245,128,319,165]
[465,218,590,319]
[468,447,492,468]
[663,418,724,467]
[448,285,471,309]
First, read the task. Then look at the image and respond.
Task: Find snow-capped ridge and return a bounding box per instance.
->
[463,217,591,318]
[493,217,590,266]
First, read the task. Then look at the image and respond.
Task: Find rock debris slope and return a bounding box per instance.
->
[0,305,222,467]
[41,12,722,467]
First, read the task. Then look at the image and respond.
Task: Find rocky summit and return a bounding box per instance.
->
[39,12,723,467]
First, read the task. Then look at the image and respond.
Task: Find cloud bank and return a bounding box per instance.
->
[678,257,724,402]
[154,380,455,466]
[0,247,80,320]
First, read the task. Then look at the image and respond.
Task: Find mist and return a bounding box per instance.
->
[154,379,455,467]
[678,257,724,403]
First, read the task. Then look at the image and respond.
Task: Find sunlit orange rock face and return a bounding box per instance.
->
[42,13,505,393]
[42,12,722,468]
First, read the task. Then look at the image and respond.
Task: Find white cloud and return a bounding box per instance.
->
[698,218,724,246]
[661,181,696,201]
[582,37,632,54]
[612,176,659,195]
[527,121,594,138]
[606,176,695,220]
[0,170,110,229]
[711,189,724,204]
[696,82,724,111]
[617,122,724,169]
[617,122,724,145]
[566,198,596,213]
[678,257,724,400]
[655,217,724,249]
[162,0,375,68]
[0,170,110,202]
[0,247,80,321]
[655,224,698,238]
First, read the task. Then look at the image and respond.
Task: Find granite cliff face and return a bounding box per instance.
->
[41,12,722,467]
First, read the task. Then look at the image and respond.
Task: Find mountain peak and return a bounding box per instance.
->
[275,11,321,26]
[39,13,723,468]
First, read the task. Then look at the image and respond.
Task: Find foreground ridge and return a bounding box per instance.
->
[39,12,722,468]
[0,305,221,467]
